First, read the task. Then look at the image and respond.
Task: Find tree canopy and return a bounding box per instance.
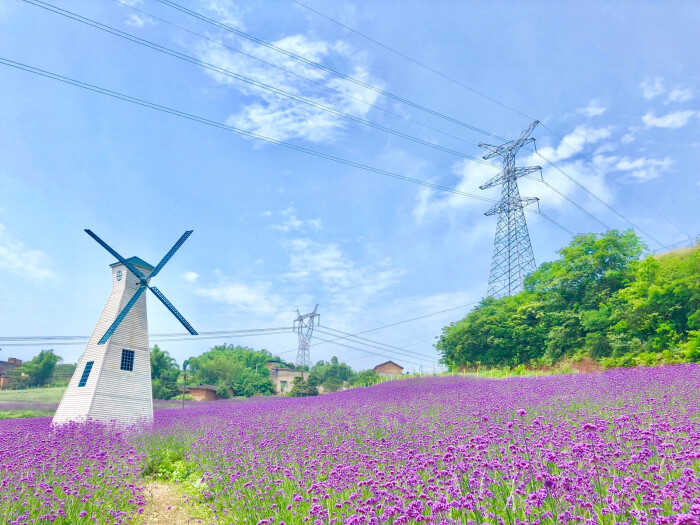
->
[186,344,276,397]
[437,230,699,369]
[150,345,180,399]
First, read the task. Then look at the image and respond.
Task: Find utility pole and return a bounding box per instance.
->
[294,305,320,369]
[181,363,187,409]
[479,120,542,298]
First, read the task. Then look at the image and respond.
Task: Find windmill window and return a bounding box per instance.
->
[77,361,94,387]
[120,349,135,371]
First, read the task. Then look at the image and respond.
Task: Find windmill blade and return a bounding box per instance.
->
[149,230,193,279]
[148,286,198,335]
[85,229,146,281]
[98,285,147,345]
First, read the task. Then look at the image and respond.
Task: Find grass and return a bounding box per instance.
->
[0,386,66,403]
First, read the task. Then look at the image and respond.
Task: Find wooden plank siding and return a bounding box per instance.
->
[53,262,154,425]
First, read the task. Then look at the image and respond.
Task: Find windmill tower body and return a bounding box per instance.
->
[53,258,154,425]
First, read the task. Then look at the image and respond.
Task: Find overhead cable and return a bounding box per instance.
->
[153,0,504,140]
[25,0,500,167]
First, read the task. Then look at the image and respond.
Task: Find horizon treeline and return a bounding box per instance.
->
[437,230,700,370]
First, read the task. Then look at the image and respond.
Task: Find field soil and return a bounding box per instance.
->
[140,483,193,524]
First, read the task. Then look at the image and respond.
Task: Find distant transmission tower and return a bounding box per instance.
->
[294,305,320,368]
[479,120,542,298]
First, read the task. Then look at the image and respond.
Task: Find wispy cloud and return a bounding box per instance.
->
[614,156,673,181]
[640,77,665,100]
[270,206,322,232]
[195,32,382,144]
[182,271,199,282]
[577,100,607,117]
[536,125,613,163]
[203,0,247,29]
[194,280,282,316]
[283,238,404,312]
[0,223,55,281]
[124,14,154,28]
[666,87,694,104]
[413,158,495,222]
[642,110,698,128]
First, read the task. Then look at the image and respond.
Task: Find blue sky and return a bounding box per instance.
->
[1,0,698,371]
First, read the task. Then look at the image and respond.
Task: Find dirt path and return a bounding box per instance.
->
[140,482,198,524]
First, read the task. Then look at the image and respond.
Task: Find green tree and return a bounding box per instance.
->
[186,344,276,397]
[289,376,318,397]
[15,350,62,387]
[309,356,355,386]
[150,345,180,399]
[350,369,380,386]
[436,230,699,370]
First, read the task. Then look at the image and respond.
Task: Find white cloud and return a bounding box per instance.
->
[614,156,673,181]
[413,159,496,221]
[182,271,199,282]
[124,14,154,28]
[283,238,404,311]
[640,78,665,100]
[203,0,246,29]
[0,223,54,281]
[195,33,382,144]
[195,280,281,316]
[270,206,322,232]
[535,125,613,163]
[577,100,607,117]
[666,87,694,104]
[642,110,697,128]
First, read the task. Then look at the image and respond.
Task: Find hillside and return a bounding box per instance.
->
[437,231,700,370]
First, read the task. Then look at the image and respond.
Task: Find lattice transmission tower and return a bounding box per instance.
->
[479,120,542,298]
[294,304,320,368]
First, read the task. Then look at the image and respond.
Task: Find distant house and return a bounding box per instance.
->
[373,360,403,378]
[0,357,22,389]
[180,384,223,401]
[264,361,309,394]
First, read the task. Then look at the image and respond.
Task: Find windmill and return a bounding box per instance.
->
[53,230,197,425]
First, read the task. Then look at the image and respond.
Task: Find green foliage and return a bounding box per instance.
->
[309,356,355,387]
[12,350,62,387]
[350,369,380,386]
[288,376,318,397]
[50,363,76,386]
[150,345,180,399]
[186,344,276,397]
[437,230,700,369]
[322,377,344,392]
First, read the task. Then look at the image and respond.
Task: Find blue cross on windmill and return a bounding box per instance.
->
[85,229,198,344]
[53,229,198,426]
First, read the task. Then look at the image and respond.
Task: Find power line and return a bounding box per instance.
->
[290,0,686,245]
[0,327,291,343]
[153,0,505,140]
[318,326,438,361]
[0,57,513,208]
[111,0,500,154]
[25,0,500,168]
[538,122,694,244]
[316,327,435,364]
[524,175,612,230]
[312,335,433,367]
[17,3,591,240]
[290,0,535,123]
[532,151,664,246]
[114,0,638,245]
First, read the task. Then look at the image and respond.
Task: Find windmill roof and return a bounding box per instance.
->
[109,256,155,270]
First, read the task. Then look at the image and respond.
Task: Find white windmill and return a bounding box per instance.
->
[53,230,197,425]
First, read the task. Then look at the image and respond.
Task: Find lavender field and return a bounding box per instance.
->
[1,365,699,525]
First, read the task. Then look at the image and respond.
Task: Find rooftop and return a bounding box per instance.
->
[109,256,155,270]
